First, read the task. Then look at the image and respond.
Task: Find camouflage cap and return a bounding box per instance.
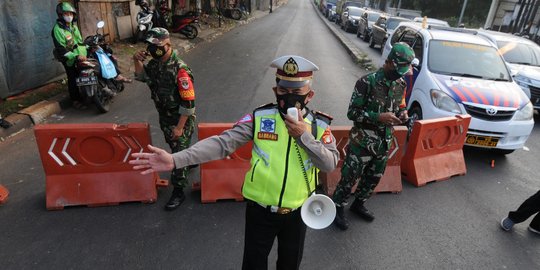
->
[387,42,415,76]
[146,28,170,46]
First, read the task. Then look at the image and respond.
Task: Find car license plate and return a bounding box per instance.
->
[76,76,98,86]
[465,135,499,147]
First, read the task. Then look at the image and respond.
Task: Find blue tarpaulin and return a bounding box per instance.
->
[0,0,65,99]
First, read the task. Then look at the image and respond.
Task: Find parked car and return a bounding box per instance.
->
[382,22,534,154]
[477,29,540,110]
[340,6,365,33]
[328,6,338,22]
[413,17,450,27]
[369,14,410,50]
[322,0,338,18]
[356,10,382,41]
[335,0,364,25]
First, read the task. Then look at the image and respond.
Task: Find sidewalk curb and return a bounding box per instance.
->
[0,6,282,142]
[311,3,373,68]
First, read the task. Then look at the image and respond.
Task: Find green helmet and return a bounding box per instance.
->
[56,2,77,16]
[387,42,415,76]
[146,27,170,45]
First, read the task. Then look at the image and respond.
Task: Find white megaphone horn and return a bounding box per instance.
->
[301,194,336,229]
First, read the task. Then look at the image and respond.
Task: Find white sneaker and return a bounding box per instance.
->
[528,226,540,235]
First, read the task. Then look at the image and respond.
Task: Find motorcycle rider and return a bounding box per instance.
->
[52,2,131,109]
[51,2,88,109]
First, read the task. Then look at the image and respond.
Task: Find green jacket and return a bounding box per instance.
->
[51,20,87,67]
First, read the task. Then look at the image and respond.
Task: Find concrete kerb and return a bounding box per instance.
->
[0,6,282,142]
[310,3,373,68]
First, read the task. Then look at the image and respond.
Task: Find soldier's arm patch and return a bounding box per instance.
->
[321,127,334,144]
[177,68,195,101]
[235,114,253,125]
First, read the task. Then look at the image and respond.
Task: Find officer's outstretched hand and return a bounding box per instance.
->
[284,110,306,138]
[130,144,175,175]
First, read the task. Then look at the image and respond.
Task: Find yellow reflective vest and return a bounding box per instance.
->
[242,106,329,209]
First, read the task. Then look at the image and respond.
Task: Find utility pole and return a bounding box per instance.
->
[457,0,469,26]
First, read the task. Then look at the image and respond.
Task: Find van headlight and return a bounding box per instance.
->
[514,75,531,89]
[514,102,533,121]
[430,89,462,114]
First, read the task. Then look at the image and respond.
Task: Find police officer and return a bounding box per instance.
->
[333,42,415,230]
[133,28,196,211]
[51,2,87,109]
[130,55,339,269]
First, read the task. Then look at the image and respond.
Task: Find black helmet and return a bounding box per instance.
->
[56,2,77,18]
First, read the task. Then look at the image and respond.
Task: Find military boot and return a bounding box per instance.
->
[333,205,349,230]
[164,187,185,211]
[350,199,375,222]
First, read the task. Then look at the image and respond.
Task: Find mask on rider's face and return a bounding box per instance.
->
[147,44,168,59]
[63,15,74,23]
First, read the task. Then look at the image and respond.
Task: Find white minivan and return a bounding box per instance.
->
[382,22,534,154]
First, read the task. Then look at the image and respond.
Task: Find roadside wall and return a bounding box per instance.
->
[0,0,65,99]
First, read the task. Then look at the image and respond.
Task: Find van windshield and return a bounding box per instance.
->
[348,8,363,16]
[497,41,540,66]
[428,40,510,81]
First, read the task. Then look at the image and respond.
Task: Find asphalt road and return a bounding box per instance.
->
[1,0,539,269]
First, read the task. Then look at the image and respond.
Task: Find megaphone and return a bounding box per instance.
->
[301,194,336,229]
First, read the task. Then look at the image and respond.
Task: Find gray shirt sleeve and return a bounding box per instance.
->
[296,130,339,172]
[172,121,253,168]
[172,117,339,173]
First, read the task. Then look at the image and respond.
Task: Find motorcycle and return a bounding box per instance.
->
[169,11,200,39]
[133,0,155,43]
[75,21,124,113]
[153,0,199,39]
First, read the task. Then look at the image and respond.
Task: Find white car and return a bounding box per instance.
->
[477,29,540,110]
[382,22,534,154]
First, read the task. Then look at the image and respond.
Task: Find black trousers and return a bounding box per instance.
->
[62,63,82,102]
[242,201,306,270]
[508,190,540,229]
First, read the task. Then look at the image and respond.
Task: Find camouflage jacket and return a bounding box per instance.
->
[347,69,407,149]
[136,50,195,115]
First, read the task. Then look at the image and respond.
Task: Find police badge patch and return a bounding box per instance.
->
[258,118,278,141]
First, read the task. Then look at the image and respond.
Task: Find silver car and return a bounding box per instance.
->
[478,29,540,110]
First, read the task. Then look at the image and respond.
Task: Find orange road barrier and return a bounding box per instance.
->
[401,115,471,187]
[0,185,9,205]
[34,123,161,210]
[196,123,252,203]
[319,126,408,196]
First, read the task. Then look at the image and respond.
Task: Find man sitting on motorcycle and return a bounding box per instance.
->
[52,2,131,109]
[51,2,88,109]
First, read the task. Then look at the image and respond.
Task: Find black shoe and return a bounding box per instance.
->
[164,188,185,211]
[334,205,349,231]
[350,199,375,222]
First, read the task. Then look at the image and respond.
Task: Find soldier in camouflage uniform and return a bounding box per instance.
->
[133,28,196,211]
[333,43,415,230]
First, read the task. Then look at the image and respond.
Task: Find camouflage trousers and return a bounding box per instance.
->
[158,112,195,189]
[332,141,388,206]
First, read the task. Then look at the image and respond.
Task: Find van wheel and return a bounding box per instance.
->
[409,105,423,121]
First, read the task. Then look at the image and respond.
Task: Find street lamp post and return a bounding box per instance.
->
[457,0,469,26]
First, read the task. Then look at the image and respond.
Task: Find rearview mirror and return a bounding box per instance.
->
[97,21,105,29]
[411,58,420,67]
